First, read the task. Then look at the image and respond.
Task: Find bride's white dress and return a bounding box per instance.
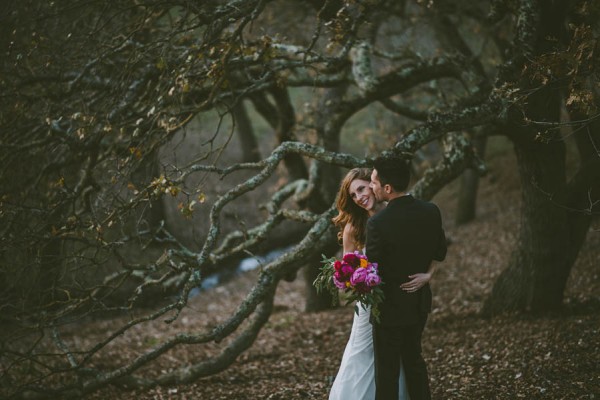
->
[329,303,410,400]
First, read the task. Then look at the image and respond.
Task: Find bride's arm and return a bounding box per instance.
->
[399,261,437,293]
[342,224,360,254]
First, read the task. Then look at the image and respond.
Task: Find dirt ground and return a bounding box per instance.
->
[79,151,599,399]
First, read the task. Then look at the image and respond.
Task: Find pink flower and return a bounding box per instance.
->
[350,267,368,286]
[332,275,346,289]
[365,272,381,287]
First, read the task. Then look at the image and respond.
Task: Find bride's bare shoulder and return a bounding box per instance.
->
[342,224,359,253]
[343,223,355,234]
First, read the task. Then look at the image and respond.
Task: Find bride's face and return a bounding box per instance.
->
[348,179,375,211]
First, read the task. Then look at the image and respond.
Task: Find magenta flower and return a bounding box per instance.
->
[332,275,346,289]
[365,272,381,287]
[350,267,368,286]
[341,264,354,278]
[342,252,360,268]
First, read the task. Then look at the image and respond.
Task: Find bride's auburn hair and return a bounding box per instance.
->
[332,168,372,250]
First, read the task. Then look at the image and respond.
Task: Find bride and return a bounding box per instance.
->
[329,168,431,400]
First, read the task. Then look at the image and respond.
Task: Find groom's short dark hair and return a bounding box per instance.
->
[372,155,410,192]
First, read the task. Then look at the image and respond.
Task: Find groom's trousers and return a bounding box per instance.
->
[373,314,430,400]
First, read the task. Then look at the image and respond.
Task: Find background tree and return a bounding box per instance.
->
[0,0,598,398]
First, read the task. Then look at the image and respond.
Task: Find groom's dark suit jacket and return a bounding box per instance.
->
[366,195,447,326]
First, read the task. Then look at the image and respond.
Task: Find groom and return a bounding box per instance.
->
[366,155,447,400]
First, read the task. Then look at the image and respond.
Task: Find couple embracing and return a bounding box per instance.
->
[329,156,447,400]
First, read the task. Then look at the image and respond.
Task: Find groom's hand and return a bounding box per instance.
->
[400,273,431,293]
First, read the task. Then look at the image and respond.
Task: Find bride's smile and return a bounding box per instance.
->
[349,179,375,211]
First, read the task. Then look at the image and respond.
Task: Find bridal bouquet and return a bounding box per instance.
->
[313,251,384,321]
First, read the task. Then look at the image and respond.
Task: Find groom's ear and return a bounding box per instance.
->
[384,184,392,194]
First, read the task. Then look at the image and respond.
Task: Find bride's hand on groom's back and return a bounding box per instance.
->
[399,272,431,293]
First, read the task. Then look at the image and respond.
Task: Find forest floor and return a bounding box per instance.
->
[82,148,600,400]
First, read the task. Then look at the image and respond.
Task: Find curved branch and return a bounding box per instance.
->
[412,132,486,201]
[392,93,505,155]
[350,41,377,93]
[340,55,467,121]
[56,206,336,398]
[378,98,428,121]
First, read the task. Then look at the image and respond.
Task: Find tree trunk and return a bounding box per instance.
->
[482,136,570,314]
[248,89,308,180]
[455,134,487,225]
[564,105,600,269]
[302,236,340,311]
[270,87,309,181]
[233,100,261,163]
[481,0,588,316]
[482,103,600,316]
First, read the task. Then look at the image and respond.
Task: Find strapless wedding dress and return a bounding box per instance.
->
[329,303,410,400]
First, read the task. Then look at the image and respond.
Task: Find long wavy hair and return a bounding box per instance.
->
[332,168,372,250]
